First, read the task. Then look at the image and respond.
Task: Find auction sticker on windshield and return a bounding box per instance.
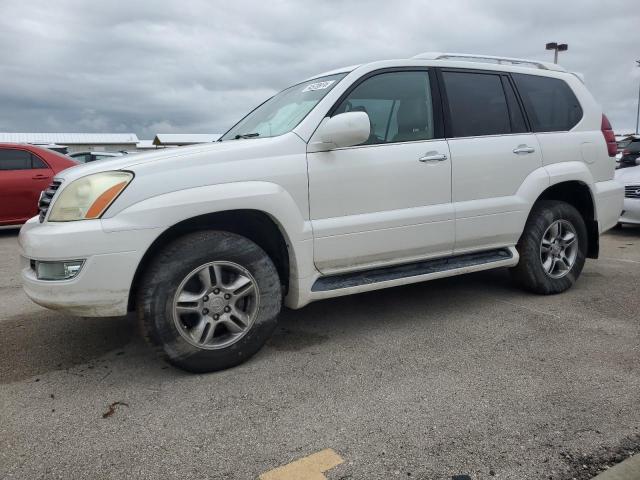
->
[302,80,335,92]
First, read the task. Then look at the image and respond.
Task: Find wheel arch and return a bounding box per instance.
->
[532,180,599,258]
[127,209,293,312]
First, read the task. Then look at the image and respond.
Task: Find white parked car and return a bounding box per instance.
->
[615,165,640,225]
[19,53,623,372]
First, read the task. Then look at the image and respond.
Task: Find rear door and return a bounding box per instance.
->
[439,69,543,253]
[0,148,53,224]
[29,152,54,206]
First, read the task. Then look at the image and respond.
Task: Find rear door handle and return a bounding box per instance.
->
[513,145,535,155]
[419,152,448,162]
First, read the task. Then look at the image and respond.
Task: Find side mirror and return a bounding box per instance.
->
[308,112,370,152]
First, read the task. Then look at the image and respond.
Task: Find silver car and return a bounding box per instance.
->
[615,165,640,226]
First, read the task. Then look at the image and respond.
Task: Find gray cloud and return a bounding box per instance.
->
[1,0,639,138]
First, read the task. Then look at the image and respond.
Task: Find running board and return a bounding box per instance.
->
[312,248,515,292]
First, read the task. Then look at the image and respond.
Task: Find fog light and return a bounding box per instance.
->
[35,260,84,280]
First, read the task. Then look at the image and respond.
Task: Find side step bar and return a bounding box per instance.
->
[312,248,515,292]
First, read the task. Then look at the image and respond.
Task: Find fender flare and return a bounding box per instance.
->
[101,181,315,280]
[515,162,599,257]
[516,161,597,217]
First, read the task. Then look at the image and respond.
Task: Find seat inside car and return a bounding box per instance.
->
[392,99,433,143]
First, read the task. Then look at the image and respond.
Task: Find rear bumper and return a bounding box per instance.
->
[593,180,624,233]
[19,217,161,317]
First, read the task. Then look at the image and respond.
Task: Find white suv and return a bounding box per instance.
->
[19,53,623,372]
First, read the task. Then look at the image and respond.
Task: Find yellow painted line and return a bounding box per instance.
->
[259,449,344,480]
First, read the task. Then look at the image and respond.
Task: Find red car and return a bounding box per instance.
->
[0,144,77,226]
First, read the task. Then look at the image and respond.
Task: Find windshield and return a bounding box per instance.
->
[220,73,347,141]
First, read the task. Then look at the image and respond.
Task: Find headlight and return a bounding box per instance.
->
[48,171,133,222]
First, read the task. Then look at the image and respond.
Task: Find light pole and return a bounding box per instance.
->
[545,42,568,64]
[636,60,640,135]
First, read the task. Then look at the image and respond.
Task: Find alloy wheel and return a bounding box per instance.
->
[172,261,260,350]
[539,219,578,279]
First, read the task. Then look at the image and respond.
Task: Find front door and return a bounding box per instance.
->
[307,70,453,274]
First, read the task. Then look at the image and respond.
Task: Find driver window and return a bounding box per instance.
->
[333,71,435,146]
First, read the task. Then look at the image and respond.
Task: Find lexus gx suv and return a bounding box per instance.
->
[20,53,623,372]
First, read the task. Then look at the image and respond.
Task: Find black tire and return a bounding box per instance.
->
[137,230,282,372]
[510,200,587,295]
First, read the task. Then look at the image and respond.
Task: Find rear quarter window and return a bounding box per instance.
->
[31,154,48,168]
[512,73,582,132]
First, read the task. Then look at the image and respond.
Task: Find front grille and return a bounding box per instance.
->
[38,180,62,222]
[625,185,640,199]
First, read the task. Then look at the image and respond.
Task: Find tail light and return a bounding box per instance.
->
[622,149,630,156]
[601,114,616,157]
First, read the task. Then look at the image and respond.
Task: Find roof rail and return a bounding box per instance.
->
[412,52,567,72]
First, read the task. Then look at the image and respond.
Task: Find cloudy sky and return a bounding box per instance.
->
[1,0,639,139]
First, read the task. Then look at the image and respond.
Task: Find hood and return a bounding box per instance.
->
[55,139,277,182]
[615,165,640,185]
[56,132,308,217]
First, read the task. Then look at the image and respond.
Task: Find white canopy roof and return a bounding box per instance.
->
[0,132,139,145]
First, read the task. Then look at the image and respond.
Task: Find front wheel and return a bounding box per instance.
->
[137,230,282,372]
[510,200,587,295]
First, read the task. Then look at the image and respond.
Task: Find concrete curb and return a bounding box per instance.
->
[591,454,640,480]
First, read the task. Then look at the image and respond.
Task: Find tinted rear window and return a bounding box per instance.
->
[502,77,528,134]
[442,71,512,137]
[512,74,582,132]
[0,149,31,170]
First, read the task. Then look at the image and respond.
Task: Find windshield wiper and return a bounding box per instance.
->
[234,132,260,139]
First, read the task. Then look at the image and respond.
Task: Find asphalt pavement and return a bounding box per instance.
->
[1,227,639,479]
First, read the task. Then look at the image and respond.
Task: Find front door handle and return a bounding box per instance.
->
[32,174,50,180]
[513,145,535,155]
[419,152,448,162]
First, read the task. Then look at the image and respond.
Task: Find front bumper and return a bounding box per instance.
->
[19,217,162,317]
[620,197,640,225]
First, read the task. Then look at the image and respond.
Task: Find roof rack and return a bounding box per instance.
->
[412,52,567,72]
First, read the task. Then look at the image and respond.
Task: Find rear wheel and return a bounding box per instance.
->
[511,201,587,294]
[137,230,282,372]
